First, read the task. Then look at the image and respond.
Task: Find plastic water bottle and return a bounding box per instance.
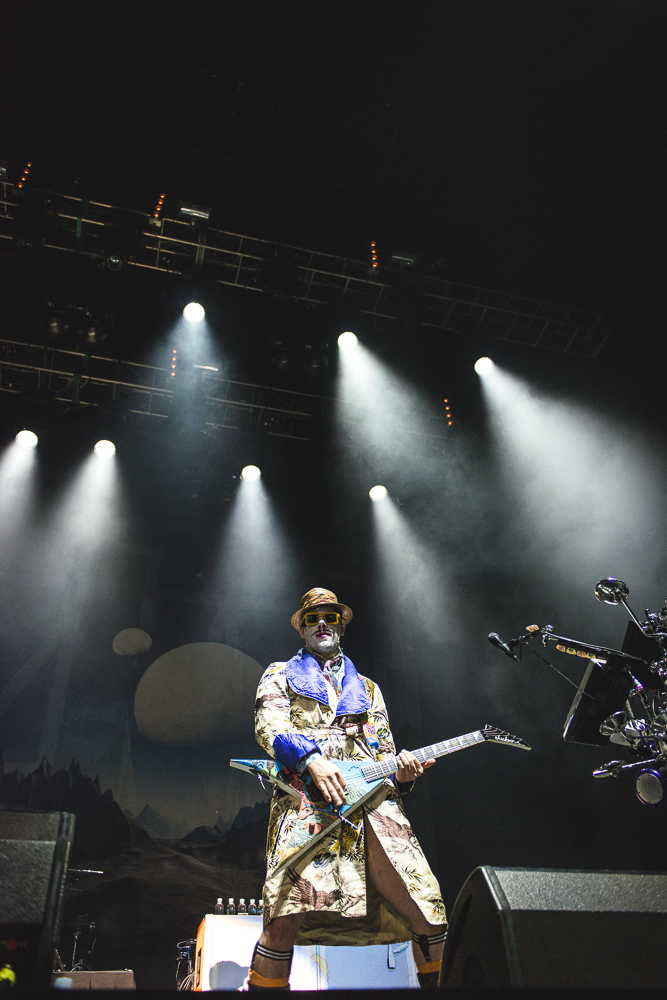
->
[248,899,257,915]
[214,898,224,915]
[237,898,247,914]
[257,899,263,916]
[226,898,236,915]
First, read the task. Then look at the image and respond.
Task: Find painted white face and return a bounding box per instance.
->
[299,605,342,657]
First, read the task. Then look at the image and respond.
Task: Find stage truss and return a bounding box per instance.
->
[0,182,609,359]
[0,338,455,446]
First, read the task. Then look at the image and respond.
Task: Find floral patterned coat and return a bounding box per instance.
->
[255,648,447,946]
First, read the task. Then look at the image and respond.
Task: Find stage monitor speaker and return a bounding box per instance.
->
[0,810,75,989]
[441,866,667,989]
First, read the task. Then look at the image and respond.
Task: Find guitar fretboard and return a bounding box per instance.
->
[360,729,485,782]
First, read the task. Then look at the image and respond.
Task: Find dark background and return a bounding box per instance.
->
[1,0,667,987]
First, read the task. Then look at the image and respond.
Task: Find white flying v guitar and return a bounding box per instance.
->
[231,725,530,874]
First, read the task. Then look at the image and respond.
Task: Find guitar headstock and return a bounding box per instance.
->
[481,725,531,750]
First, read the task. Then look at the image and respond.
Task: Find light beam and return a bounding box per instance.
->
[213,474,296,649]
[479,364,667,588]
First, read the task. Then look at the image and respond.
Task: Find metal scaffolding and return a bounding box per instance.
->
[0,182,609,358]
[0,338,454,446]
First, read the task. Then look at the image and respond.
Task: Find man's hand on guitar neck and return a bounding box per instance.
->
[395,749,435,784]
[306,755,348,807]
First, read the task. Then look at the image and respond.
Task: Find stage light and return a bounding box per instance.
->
[241,465,261,481]
[303,344,329,377]
[183,302,205,323]
[179,202,211,222]
[474,357,494,375]
[15,430,38,449]
[338,331,358,348]
[369,485,388,502]
[94,440,116,458]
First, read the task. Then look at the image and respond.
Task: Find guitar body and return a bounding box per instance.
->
[231,725,530,875]
[294,759,387,816]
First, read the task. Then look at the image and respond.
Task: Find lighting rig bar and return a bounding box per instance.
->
[0,182,608,358]
[0,338,453,447]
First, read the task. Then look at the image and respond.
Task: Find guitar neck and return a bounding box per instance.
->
[361,730,485,781]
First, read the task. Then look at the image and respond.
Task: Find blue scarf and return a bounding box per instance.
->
[285,648,370,716]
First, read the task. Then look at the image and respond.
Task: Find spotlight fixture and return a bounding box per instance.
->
[183,302,205,323]
[179,201,211,222]
[16,161,33,190]
[369,485,388,502]
[153,192,166,221]
[270,339,291,373]
[302,344,329,378]
[474,357,494,375]
[391,252,418,267]
[15,429,38,449]
[105,253,124,271]
[94,440,116,458]
[443,397,453,427]
[338,331,358,348]
[241,465,261,481]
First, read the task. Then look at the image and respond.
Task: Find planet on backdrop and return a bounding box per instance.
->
[134,642,263,745]
[113,628,153,656]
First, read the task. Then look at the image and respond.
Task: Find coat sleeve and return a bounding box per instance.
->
[254,662,320,772]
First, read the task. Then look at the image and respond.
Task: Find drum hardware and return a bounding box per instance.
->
[54,914,97,974]
[599,712,631,745]
[635,768,667,806]
[494,578,667,805]
[593,758,659,778]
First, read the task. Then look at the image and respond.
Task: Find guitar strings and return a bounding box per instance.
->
[358,731,486,784]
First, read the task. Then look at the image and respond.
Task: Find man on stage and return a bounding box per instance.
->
[246,588,447,989]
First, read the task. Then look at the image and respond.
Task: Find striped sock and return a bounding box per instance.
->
[412,929,447,961]
[248,944,294,990]
[255,944,294,964]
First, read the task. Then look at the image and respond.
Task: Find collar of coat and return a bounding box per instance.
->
[286,648,371,714]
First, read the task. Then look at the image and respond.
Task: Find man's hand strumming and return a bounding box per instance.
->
[306,755,347,806]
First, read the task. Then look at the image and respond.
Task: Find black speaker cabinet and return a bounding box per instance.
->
[441,866,667,989]
[0,810,75,988]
